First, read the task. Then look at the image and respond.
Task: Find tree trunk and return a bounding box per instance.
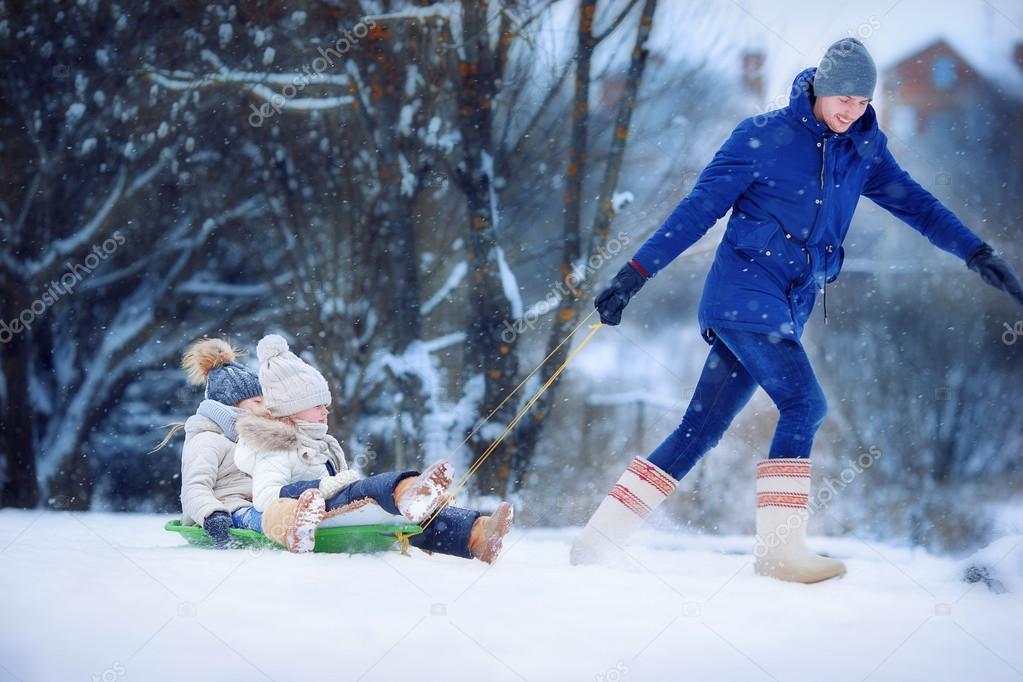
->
[0,277,40,508]
[512,0,657,486]
[453,0,522,497]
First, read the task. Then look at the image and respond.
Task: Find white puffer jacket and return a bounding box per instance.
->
[233,414,354,512]
[179,414,253,525]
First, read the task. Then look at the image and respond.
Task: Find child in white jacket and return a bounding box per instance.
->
[171,338,268,547]
[234,334,514,561]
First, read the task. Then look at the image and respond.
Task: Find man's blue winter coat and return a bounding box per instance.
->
[631,66,984,344]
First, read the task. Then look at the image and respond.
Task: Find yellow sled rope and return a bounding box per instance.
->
[403,308,604,542]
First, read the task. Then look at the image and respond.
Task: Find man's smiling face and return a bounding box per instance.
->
[814,94,871,133]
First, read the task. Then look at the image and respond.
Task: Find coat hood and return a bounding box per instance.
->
[234,413,346,477]
[236,413,302,447]
[234,414,301,474]
[788,66,879,147]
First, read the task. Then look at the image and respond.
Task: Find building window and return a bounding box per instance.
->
[890,105,917,138]
[932,56,957,90]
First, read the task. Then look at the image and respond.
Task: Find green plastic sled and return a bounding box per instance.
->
[164,519,422,554]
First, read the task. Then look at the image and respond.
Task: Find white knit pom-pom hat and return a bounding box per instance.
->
[256,334,332,417]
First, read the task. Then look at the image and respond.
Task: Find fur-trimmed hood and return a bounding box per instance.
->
[234,413,347,475]
[236,413,303,451]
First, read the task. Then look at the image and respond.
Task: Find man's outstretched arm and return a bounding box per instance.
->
[862,143,1022,305]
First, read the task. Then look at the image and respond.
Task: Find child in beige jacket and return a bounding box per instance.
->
[172,338,268,547]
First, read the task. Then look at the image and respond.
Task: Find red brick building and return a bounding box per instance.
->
[880,38,1023,140]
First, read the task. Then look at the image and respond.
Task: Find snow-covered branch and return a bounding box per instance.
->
[421,261,468,315]
[175,280,271,297]
[176,271,293,297]
[39,293,155,481]
[25,168,127,278]
[364,2,465,60]
[494,245,523,320]
[126,150,175,197]
[146,50,354,112]
[421,331,466,353]
[363,3,459,23]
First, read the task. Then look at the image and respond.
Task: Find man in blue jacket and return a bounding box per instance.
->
[571,38,1023,583]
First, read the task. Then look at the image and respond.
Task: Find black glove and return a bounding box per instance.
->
[202,511,235,549]
[595,261,647,326]
[967,244,1023,306]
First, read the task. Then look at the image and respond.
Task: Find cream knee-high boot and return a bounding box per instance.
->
[754,458,846,583]
[571,457,677,567]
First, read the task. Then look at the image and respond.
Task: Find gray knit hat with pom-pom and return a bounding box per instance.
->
[181,338,262,406]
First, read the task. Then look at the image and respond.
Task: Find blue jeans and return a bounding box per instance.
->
[409,506,479,559]
[325,471,417,515]
[646,326,828,481]
[231,506,263,531]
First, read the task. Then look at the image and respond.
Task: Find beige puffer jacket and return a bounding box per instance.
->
[179,414,253,525]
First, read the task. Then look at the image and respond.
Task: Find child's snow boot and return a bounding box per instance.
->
[469,501,515,564]
[261,488,326,553]
[395,460,454,524]
[570,457,677,567]
[753,458,846,583]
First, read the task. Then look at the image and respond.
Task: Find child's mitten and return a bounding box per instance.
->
[203,511,234,549]
[319,471,361,499]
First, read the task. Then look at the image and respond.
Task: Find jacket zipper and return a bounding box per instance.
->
[817,137,829,324]
[811,136,826,239]
[792,133,835,329]
[818,137,826,192]
[823,244,832,324]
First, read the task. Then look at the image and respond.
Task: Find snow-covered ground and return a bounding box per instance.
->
[1,511,1020,682]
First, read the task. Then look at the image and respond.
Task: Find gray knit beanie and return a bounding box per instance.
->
[182,338,262,406]
[256,334,332,417]
[813,37,876,99]
[206,363,262,406]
